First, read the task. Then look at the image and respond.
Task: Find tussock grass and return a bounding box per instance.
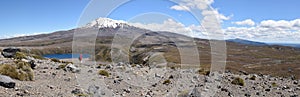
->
[231,77,245,86]
[98,70,109,77]
[0,62,34,81]
[13,52,27,59]
[163,79,171,85]
[51,58,61,63]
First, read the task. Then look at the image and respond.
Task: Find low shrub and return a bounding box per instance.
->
[16,61,34,81]
[0,64,19,79]
[177,90,189,97]
[198,68,210,76]
[98,70,109,77]
[250,75,256,80]
[0,63,34,81]
[163,79,171,85]
[61,61,73,64]
[271,82,277,87]
[58,64,67,70]
[76,93,89,97]
[51,58,61,63]
[231,77,245,86]
[96,64,106,68]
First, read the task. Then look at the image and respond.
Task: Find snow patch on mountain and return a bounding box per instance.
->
[83,18,127,28]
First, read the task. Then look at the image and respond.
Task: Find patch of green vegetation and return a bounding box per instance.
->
[271,82,277,87]
[13,52,27,59]
[163,79,171,85]
[250,75,256,80]
[231,77,245,86]
[98,70,109,77]
[51,58,61,63]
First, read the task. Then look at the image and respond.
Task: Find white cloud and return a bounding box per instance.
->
[0,32,47,39]
[170,5,190,11]
[177,0,214,10]
[225,19,300,42]
[130,19,195,37]
[130,18,300,43]
[260,20,292,28]
[201,10,232,21]
[233,19,255,26]
[170,0,231,21]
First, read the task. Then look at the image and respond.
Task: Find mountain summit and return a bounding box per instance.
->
[83,18,127,29]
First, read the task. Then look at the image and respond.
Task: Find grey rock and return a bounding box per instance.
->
[189,87,201,97]
[1,47,21,58]
[244,93,251,97]
[29,60,36,69]
[0,74,16,88]
[71,88,83,94]
[88,85,101,96]
[65,64,80,73]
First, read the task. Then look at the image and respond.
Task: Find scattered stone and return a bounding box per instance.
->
[0,75,15,88]
[265,88,271,92]
[282,86,290,90]
[189,87,201,97]
[221,88,228,92]
[244,93,251,97]
[123,88,130,93]
[88,70,93,73]
[71,88,83,95]
[47,85,54,89]
[88,85,101,96]
[29,60,36,69]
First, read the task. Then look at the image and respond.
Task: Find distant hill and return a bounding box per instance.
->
[267,43,300,48]
[226,38,267,46]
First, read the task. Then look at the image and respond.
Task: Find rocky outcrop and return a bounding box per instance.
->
[1,47,21,58]
[65,64,80,73]
[0,74,15,88]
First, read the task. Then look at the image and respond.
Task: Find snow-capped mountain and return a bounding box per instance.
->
[83,18,127,29]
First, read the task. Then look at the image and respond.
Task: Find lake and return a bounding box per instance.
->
[43,54,90,59]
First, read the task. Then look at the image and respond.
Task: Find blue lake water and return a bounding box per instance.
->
[43,54,90,59]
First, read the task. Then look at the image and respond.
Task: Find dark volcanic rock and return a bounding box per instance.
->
[29,60,36,69]
[1,47,21,58]
[0,74,16,88]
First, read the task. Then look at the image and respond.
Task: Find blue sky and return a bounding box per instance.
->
[0,0,300,43]
[213,0,300,27]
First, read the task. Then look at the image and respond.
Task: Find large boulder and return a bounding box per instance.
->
[0,74,16,88]
[65,64,80,73]
[1,47,21,58]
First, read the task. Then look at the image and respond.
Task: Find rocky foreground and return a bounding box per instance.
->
[0,49,300,97]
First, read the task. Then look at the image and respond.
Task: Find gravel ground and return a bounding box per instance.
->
[1,56,300,97]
